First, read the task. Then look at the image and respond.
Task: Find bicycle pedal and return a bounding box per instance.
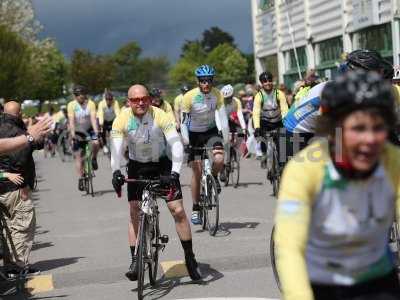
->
[159,235,169,244]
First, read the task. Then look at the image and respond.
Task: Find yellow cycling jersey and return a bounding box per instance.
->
[97,99,120,125]
[181,87,224,132]
[158,101,175,122]
[67,99,96,132]
[111,106,176,163]
[52,111,66,124]
[174,94,183,114]
[253,89,288,129]
[275,140,400,300]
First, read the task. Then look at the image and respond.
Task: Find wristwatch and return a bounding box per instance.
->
[25,133,34,146]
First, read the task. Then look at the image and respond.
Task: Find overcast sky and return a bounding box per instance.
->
[32,0,253,61]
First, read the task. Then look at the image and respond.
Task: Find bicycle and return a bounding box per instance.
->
[269,225,281,291]
[260,129,281,197]
[389,221,400,273]
[191,146,220,236]
[74,133,95,197]
[56,129,73,163]
[223,132,245,188]
[123,178,169,300]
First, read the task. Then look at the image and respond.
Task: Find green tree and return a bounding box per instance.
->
[0,0,42,42]
[112,42,142,90]
[0,25,31,100]
[201,27,235,53]
[71,49,116,94]
[136,56,170,87]
[169,42,207,87]
[27,39,69,101]
[206,44,248,84]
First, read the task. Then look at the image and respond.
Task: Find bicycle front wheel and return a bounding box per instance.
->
[137,216,147,300]
[269,225,281,291]
[148,215,159,286]
[231,149,240,188]
[271,147,280,197]
[205,175,219,236]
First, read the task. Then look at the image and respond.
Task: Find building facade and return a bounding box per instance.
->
[251,0,400,89]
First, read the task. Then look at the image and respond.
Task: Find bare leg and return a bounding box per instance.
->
[128,201,140,246]
[190,161,202,205]
[212,150,224,176]
[167,199,191,241]
[74,152,83,177]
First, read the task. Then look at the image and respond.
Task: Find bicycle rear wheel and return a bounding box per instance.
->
[230,148,240,188]
[137,216,147,300]
[205,175,219,236]
[148,215,159,286]
[269,225,281,291]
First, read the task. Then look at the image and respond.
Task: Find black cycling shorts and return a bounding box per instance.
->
[103,120,113,133]
[127,157,182,202]
[188,127,223,162]
[72,129,97,152]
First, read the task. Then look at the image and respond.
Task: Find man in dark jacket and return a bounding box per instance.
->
[0,101,41,275]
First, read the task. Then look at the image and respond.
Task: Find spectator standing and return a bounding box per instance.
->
[0,101,41,276]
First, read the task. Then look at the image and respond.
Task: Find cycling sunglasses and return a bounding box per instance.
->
[198,77,214,84]
[128,95,152,104]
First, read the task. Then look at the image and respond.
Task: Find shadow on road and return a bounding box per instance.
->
[93,189,116,197]
[32,241,54,252]
[134,262,223,300]
[32,257,84,272]
[235,182,264,188]
[219,222,260,231]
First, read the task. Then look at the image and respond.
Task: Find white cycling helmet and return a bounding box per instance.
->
[393,66,400,81]
[221,84,234,98]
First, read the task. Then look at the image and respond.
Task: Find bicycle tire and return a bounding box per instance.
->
[56,131,72,162]
[205,174,219,236]
[269,225,282,291]
[231,148,240,188]
[200,187,207,230]
[137,216,146,300]
[271,145,280,197]
[89,174,94,197]
[148,214,159,286]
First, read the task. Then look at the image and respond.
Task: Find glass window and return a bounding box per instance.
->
[289,47,307,69]
[319,37,343,64]
[357,23,392,57]
[259,0,274,11]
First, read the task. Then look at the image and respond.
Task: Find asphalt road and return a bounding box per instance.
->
[9,151,280,300]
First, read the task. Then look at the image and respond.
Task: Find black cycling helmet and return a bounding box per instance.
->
[321,70,394,118]
[105,91,114,99]
[259,71,273,83]
[346,49,390,72]
[180,84,190,94]
[150,88,162,98]
[73,85,87,96]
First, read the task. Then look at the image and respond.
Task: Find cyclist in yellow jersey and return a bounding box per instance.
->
[149,88,175,121]
[219,84,246,182]
[97,91,120,154]
[174,85,190,131]
[110,84,202,282]
[67,85,100,191]
[275,71,400,300]
[253,71,289,170]
[180,64,229,225]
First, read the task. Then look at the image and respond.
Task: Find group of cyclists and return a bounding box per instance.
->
[17,47,400,299]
